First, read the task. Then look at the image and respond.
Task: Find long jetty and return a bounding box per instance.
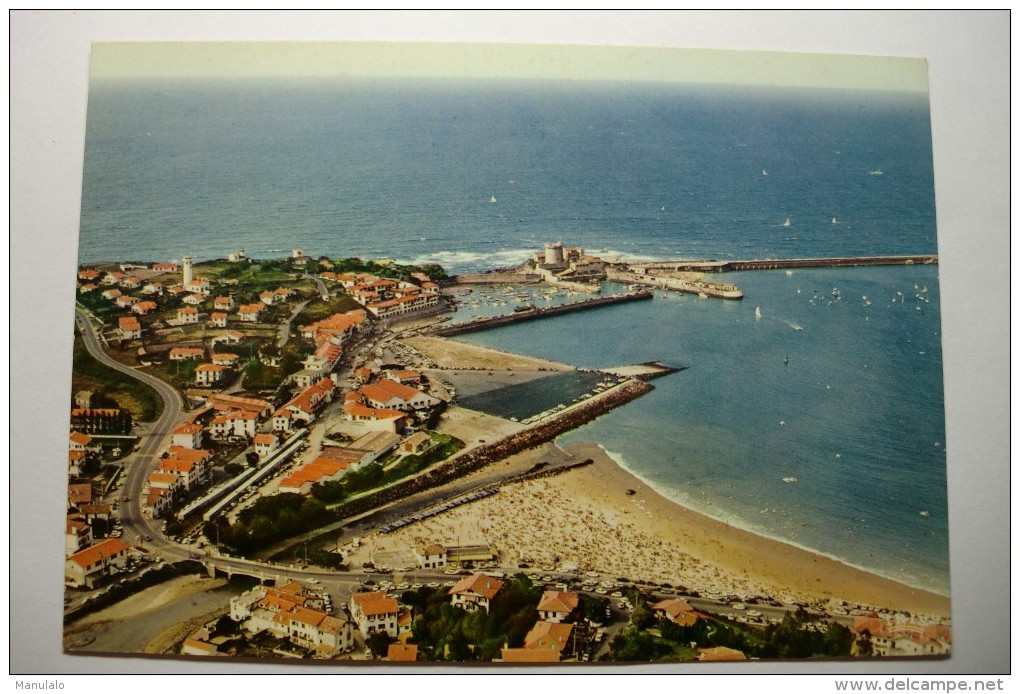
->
[624,255,937,274]
[430,290,653,337]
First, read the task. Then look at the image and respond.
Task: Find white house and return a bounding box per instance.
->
[210,410,258,439]
[417,543,447,570]
[231,583,354,657]
[448,574,504,613]
[178,307,200,325]
[536,591,580,623]
[237,303,264,322]
[118,316,142,339]
[65,538,130,588]
[350,591,400,638]
[195,363,227,386]
[254,433,279,459]
[171,422,204,449]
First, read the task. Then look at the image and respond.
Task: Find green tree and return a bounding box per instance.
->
[366,631,394,658]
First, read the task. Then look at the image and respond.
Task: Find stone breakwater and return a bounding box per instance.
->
[429,291,654,337]
[336,379,654,520]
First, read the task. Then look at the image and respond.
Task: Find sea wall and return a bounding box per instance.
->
[430,291,653,337]
[335,378,654,520]
[453,273,542,284]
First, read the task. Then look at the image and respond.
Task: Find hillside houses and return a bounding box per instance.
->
[118,316,142,339]
[237,303,264,323]
[230,582,355,657]
[271,377,337,432]
[852,616,952,657]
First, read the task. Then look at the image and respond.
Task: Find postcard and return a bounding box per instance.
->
[63,41,950,664]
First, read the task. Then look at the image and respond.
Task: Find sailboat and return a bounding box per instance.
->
[782,217,791,227]
[489,195,497,204]
[762,168,768,176]
[832,217,838,225]
[754,306,762,320]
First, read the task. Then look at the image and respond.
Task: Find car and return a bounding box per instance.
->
[122,496,130,502]
[307,578,319,584]
[143,535,152,542]
[189,552,200,559]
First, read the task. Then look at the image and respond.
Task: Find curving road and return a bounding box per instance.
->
[74,308,185,553]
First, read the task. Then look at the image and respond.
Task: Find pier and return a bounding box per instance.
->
[430,290,653,337]
[621,255,938,274]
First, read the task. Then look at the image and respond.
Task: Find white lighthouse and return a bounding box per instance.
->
[182,256,194,286]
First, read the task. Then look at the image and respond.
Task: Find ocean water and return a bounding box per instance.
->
[77,78,948,593]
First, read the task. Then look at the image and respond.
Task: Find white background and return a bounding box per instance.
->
[9,10,1010,675]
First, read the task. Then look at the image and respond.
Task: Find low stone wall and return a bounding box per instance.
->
[430,291,653,337]
[453,273,542,284]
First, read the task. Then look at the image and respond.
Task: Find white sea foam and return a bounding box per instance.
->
[396,248,536,272]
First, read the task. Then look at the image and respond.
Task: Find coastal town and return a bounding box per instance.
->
[64,245,951,663]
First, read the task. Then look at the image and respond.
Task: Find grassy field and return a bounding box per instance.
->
[71,331,164,422]
[294,295,363,324]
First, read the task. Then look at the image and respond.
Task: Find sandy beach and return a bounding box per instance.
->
[402,335,574,372]
[373,335,950,619]
[376,441,948,618]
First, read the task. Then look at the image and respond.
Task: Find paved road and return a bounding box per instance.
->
[74,309,185,552]
[276,299,310,349]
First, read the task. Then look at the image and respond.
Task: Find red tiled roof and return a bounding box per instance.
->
[537,591,580,615]
[69,431,93,446]
[67,538,130,569]
[501,648,560,663]
[352,591,399,616]
[388,643,418,662]
[448,574,503,601]
[68,483,93,505]
[698,646,746,661]
[524,621,573,653]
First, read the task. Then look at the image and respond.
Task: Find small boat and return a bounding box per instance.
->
[754,306,762,320]
[782,477,798,483]
[919,510,930,517]
[762,168,768,176]
[783,217,791,227]
[869,169,884,176]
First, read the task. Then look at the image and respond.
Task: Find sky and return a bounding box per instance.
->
[89,41,930,93]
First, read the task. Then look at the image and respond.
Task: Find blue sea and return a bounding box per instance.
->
[77,78,948,594]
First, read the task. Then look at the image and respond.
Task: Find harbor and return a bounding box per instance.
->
[430,290,653,337]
